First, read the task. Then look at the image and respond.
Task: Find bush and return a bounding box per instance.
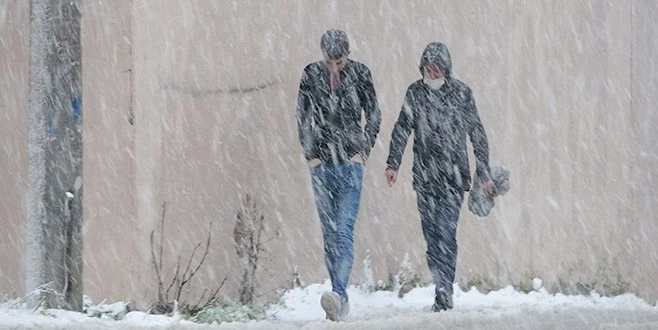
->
[193,304,266,324]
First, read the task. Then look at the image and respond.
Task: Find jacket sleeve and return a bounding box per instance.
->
[386,89,414,171]
[464,87,491,181]
[296,69,318,160]
[358,67,382,158]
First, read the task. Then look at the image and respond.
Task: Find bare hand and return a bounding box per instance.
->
[308,158,321,167]
[385,169,398,186]
[483,180,496,196]
[351,153,364,164]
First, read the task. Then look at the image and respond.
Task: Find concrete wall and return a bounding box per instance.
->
[0,0,28,297]
[1,0,656,306]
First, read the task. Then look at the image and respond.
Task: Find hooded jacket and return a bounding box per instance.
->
[386,42,491,195]
[296,59,382,164]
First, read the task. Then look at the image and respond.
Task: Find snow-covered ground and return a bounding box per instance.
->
[2,280,657,329]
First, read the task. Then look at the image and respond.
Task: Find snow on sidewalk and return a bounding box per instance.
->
[1,281,657,329]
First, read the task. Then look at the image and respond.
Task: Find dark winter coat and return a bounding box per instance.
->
[296,59,382,164]
[386,42,491,195]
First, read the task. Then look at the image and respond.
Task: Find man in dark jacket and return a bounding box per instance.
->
[384,42,495,312]
[296,29,381,321]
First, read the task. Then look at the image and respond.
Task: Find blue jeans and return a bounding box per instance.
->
[416,187,464,300]
[311,162,364,301]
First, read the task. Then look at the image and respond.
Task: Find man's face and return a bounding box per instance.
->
[324,56,348,73]
[423,63,444,79]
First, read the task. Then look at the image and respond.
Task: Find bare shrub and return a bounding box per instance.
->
[150,202,226,315]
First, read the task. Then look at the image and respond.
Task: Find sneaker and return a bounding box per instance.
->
[320,291,341,321]
[339,297,350,320]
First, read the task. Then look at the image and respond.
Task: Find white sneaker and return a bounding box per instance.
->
[320,291,341,321]
[339,298,349,320]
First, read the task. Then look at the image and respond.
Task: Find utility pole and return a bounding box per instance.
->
[26,0,83,311]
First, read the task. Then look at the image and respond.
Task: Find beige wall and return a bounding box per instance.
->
[0,0,28,297]
[1,0,657,306]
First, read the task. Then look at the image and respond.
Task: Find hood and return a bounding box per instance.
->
[419,42,452,77]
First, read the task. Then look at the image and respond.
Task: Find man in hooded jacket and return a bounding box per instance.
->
[384,42,495,312]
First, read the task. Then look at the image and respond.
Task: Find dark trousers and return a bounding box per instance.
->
[416,187,464,300]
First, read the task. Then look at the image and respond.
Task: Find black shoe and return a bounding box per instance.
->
[432,302,447,312]
[432,294,453,312]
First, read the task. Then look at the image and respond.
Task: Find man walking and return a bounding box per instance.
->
[296,29,381,321]
[384,42,495,312]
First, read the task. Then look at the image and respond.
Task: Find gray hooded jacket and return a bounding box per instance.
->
[386,42,491,195]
